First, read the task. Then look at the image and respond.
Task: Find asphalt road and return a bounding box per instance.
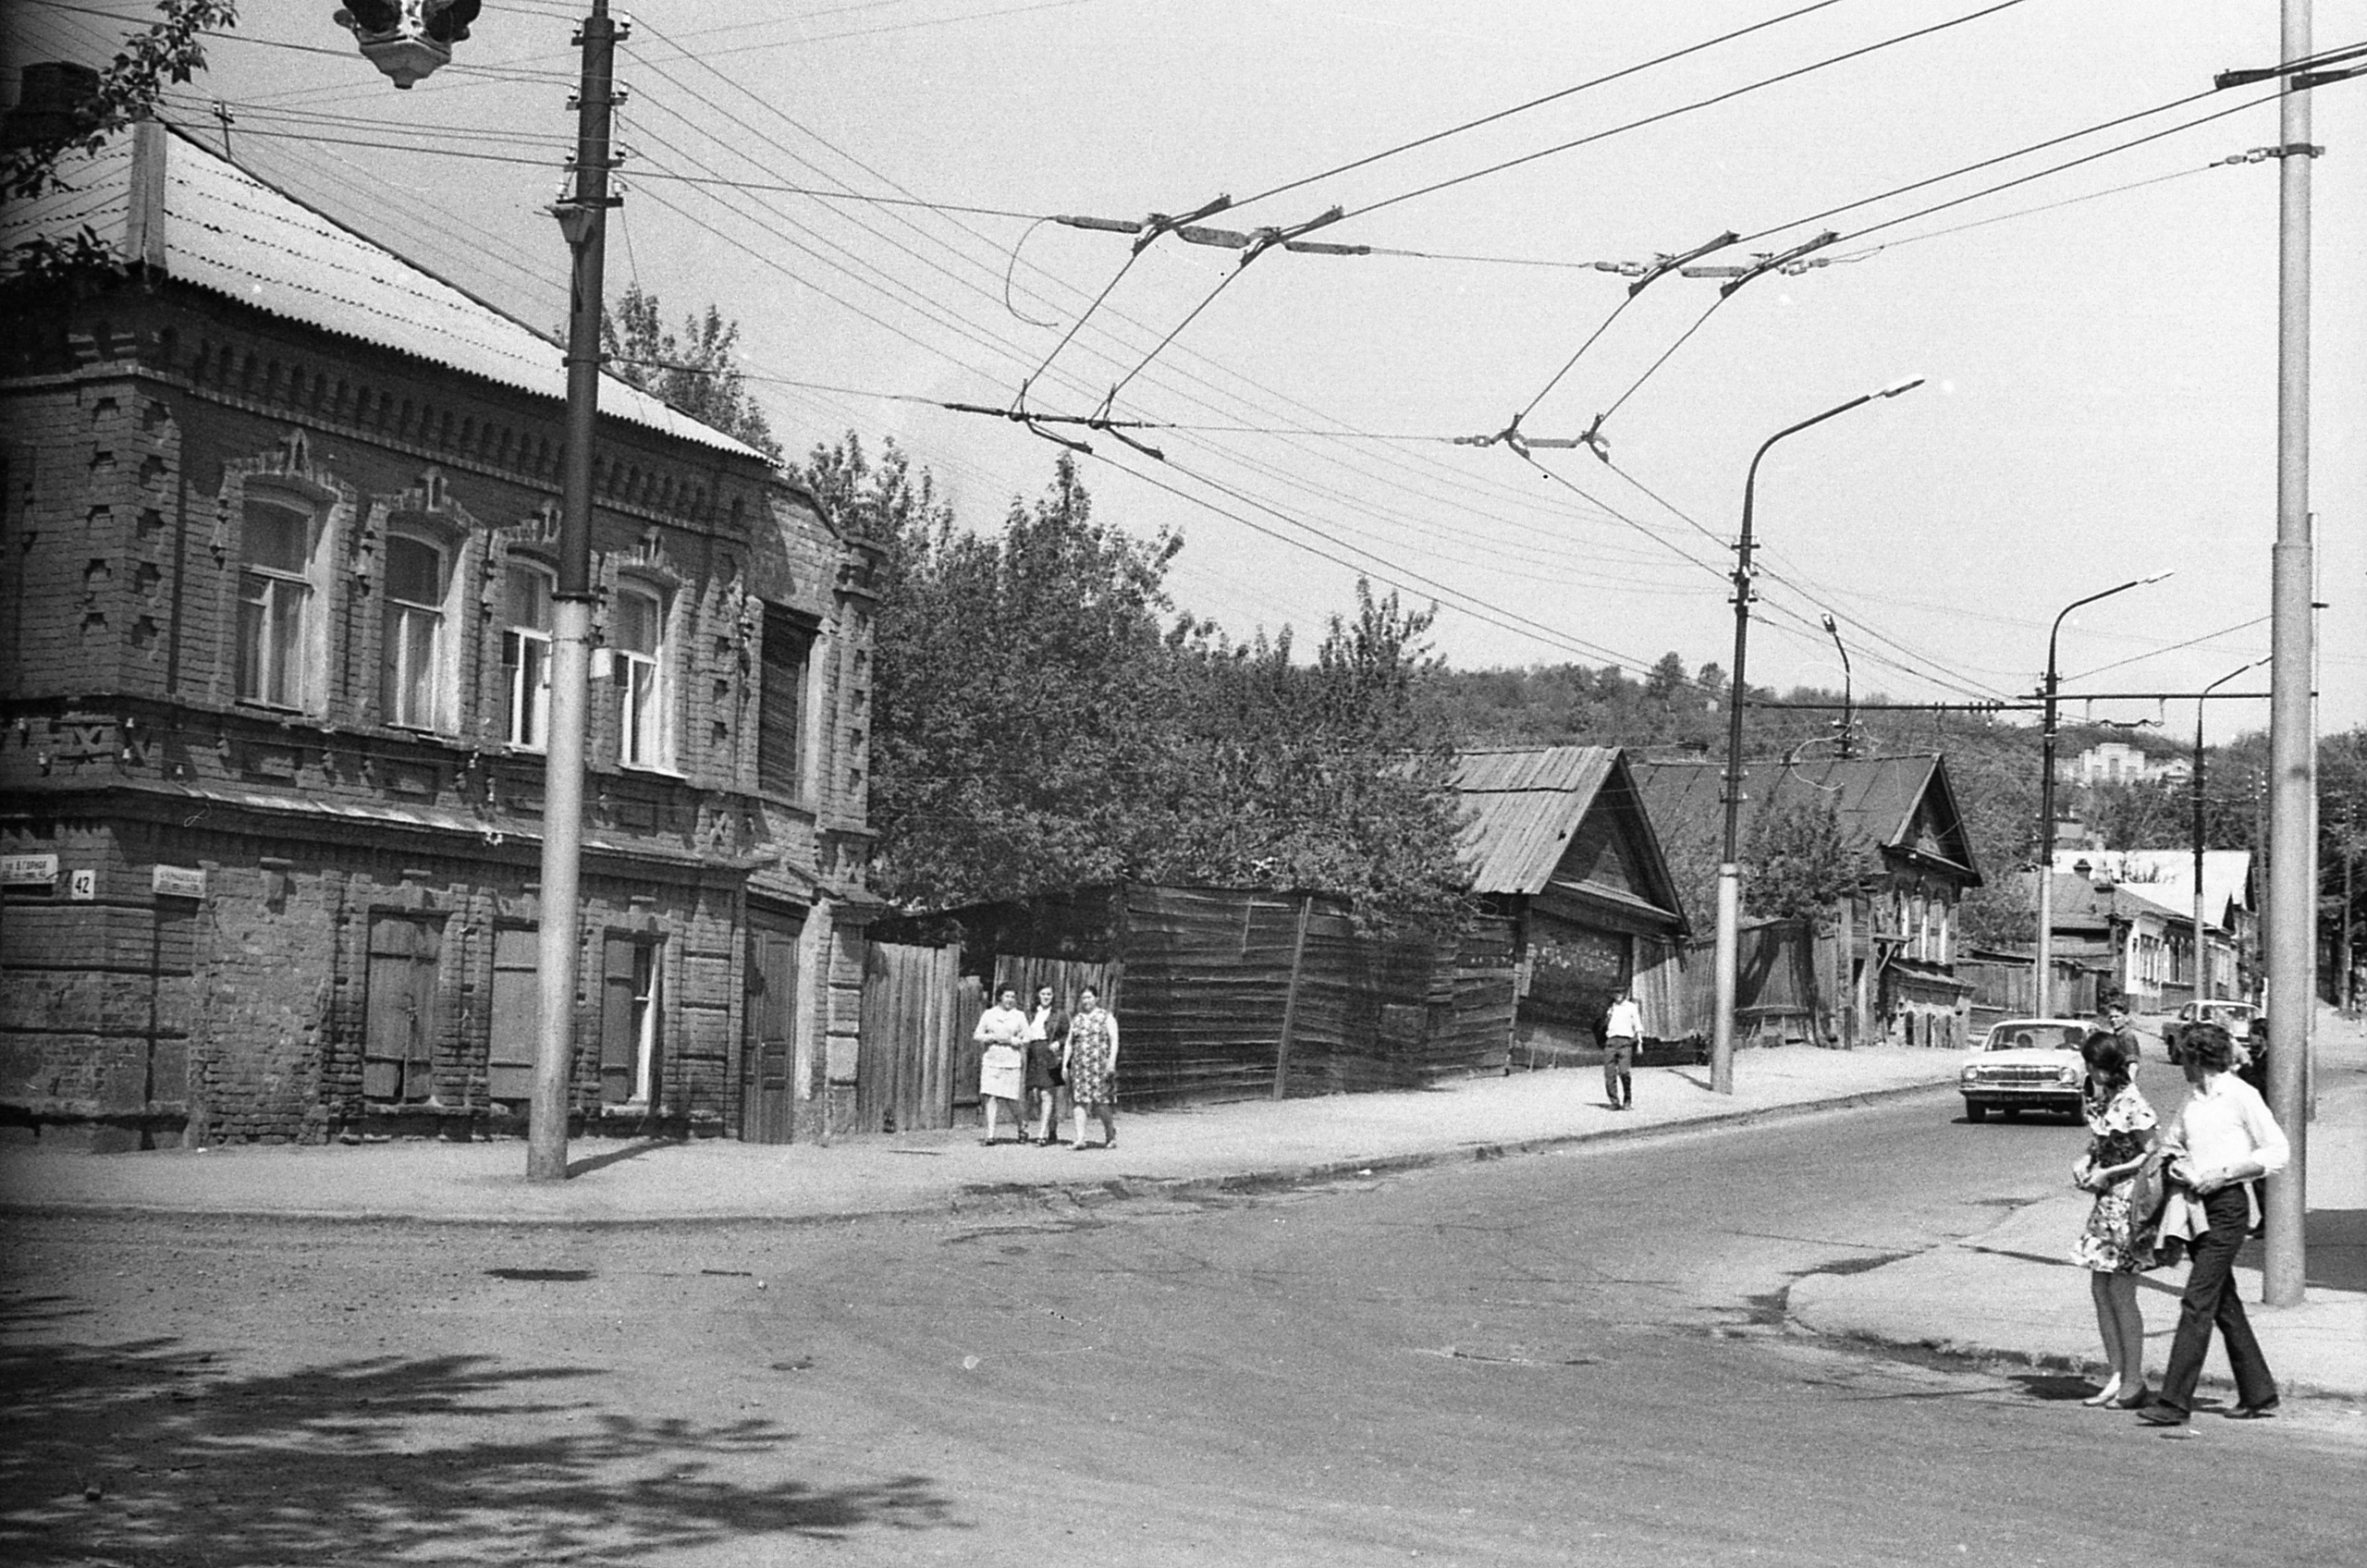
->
[5,1070,2361,1568]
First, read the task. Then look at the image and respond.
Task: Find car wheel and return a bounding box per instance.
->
[1965,1102,1987,1122]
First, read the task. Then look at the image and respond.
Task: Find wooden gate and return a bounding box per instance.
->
[856,941,975,1133]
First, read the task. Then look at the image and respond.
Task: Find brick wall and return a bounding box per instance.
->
[0,279,876,1146]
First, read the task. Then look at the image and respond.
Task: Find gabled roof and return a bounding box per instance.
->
[2050,849,2251,928]
[1451,745,1687,930]
[1632,752,1982,886]
[1,123,764,459]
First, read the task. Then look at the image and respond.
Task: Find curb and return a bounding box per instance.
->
[0,1076,1958,1229]
[1784,1198,2367,1409]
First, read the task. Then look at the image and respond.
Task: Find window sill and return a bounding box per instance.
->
[619,761,685,780]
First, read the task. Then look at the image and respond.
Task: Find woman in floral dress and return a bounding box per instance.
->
[2070,1030,2160,1408]
[1063,986,1120,1151]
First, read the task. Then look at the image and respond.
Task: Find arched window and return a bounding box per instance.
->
[236,491,325,710]
[501,561,555,750]
[613,582,671,769]
[382,531,454,730]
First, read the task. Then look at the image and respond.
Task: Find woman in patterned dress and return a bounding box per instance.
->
[2070,1030,2160,1408]
[1063,986,1120,1151]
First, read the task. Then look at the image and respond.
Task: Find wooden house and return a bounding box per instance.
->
[1450,747,1691,1067]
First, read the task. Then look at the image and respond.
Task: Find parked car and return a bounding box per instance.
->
[1959,1019,2090,1122]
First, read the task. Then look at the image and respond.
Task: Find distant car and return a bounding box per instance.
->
[2173,998,2256,1046]
[1959,1019,2090,1122]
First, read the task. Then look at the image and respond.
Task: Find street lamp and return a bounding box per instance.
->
[2031,572,2172,1012]
[1711,375,1922,1095]
[2190,657,2268,1002]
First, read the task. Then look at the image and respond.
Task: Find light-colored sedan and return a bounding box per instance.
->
[1959,1019,2090,1122]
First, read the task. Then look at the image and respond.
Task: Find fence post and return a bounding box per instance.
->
[1272,892,1314,1099]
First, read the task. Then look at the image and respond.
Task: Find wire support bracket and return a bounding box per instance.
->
[1626,229,1740,297]
[938,401,1168,462]
[2218,142,2327,163]
[1689,230,1840,297]
[1453,410,1611,461]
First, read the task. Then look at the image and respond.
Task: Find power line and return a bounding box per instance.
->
[1229,0,1858,213]
[1334,0,2033,224]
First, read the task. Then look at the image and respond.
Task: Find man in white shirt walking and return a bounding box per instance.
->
[1603,988,1644,1111]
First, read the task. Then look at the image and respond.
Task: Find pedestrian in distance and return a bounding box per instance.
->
[1024,982,1071,1146]
[1602,986,1643,1110]
[2137,1023,2289,1427]
[2099,998,2143,1064]
[974,984,1030,1146]
[2068,1030,2161,1409]
[1064,985,1120,1151]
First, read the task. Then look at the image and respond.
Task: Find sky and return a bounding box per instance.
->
[10,0,2363,742]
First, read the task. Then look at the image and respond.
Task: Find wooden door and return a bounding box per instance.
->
[742,922,799,1143]
[484,925,539,1101]
[363,913,441,1102]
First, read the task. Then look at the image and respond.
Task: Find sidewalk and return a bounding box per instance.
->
[0,1045,1960,1224]
[1793,1005,2367,1405]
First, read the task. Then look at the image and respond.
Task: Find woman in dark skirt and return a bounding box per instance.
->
[1024,983,1070,1146]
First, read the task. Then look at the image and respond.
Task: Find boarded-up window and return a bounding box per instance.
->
[600,935,661,1105]
[364,914,442,1101]
[757,602,815,799]
[485,925,539,1100]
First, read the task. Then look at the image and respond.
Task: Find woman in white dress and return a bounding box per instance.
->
[973,985,1029,1145]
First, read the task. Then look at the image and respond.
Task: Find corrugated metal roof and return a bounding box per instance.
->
[1,128,764,459]
[1451,745,1622,896]
[1633,753,1980,881]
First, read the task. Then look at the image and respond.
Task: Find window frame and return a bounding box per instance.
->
[379,528,455,733]
[499,559,557,753]
[611,580,673,772]
[234,488,328,714]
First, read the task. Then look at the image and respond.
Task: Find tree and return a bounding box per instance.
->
[602,285,780,461]
[827,438,1470,924]
[1745,797,1861,922]
[4,3,239,285]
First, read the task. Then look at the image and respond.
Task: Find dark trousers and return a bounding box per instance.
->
[1603,1040,1635,1105]
[2158,1186,2278,1413]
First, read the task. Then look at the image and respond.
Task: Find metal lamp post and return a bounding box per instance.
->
[1711,376,1922,1095]
[2190,658,2268,1003]
[2032,573,2171,1014]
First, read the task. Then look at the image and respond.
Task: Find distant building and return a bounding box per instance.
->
[2066,741,2190,789]
[1634,753,1982,1049]
[2048,850,2254,1004]
[0,118,881,1148]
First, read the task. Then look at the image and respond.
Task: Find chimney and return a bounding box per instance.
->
[126,118,168,271]
[1,61,101,148]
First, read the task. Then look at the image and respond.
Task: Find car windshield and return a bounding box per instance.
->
[1985,1023,2085,1052]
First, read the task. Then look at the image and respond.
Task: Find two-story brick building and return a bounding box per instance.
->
[0,114,880,1148]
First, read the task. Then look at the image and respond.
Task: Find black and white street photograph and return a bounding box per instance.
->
[2,3,2363,1563]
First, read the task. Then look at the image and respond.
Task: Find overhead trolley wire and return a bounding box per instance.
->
[1331,0,2033,225]
[1230,0,1858,213]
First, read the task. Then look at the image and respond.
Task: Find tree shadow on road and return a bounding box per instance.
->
[0,1326,959,1565]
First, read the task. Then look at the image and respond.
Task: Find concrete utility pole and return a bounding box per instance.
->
[2262,0,2316,1306]
[1711,377,1919,1094]
[528,1,624,1182]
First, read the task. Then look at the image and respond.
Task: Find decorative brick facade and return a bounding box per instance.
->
[0,125,881,1147]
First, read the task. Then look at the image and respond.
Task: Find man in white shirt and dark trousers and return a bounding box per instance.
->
[2139,1023,2290,1427]
[1603,989,1643,1111]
